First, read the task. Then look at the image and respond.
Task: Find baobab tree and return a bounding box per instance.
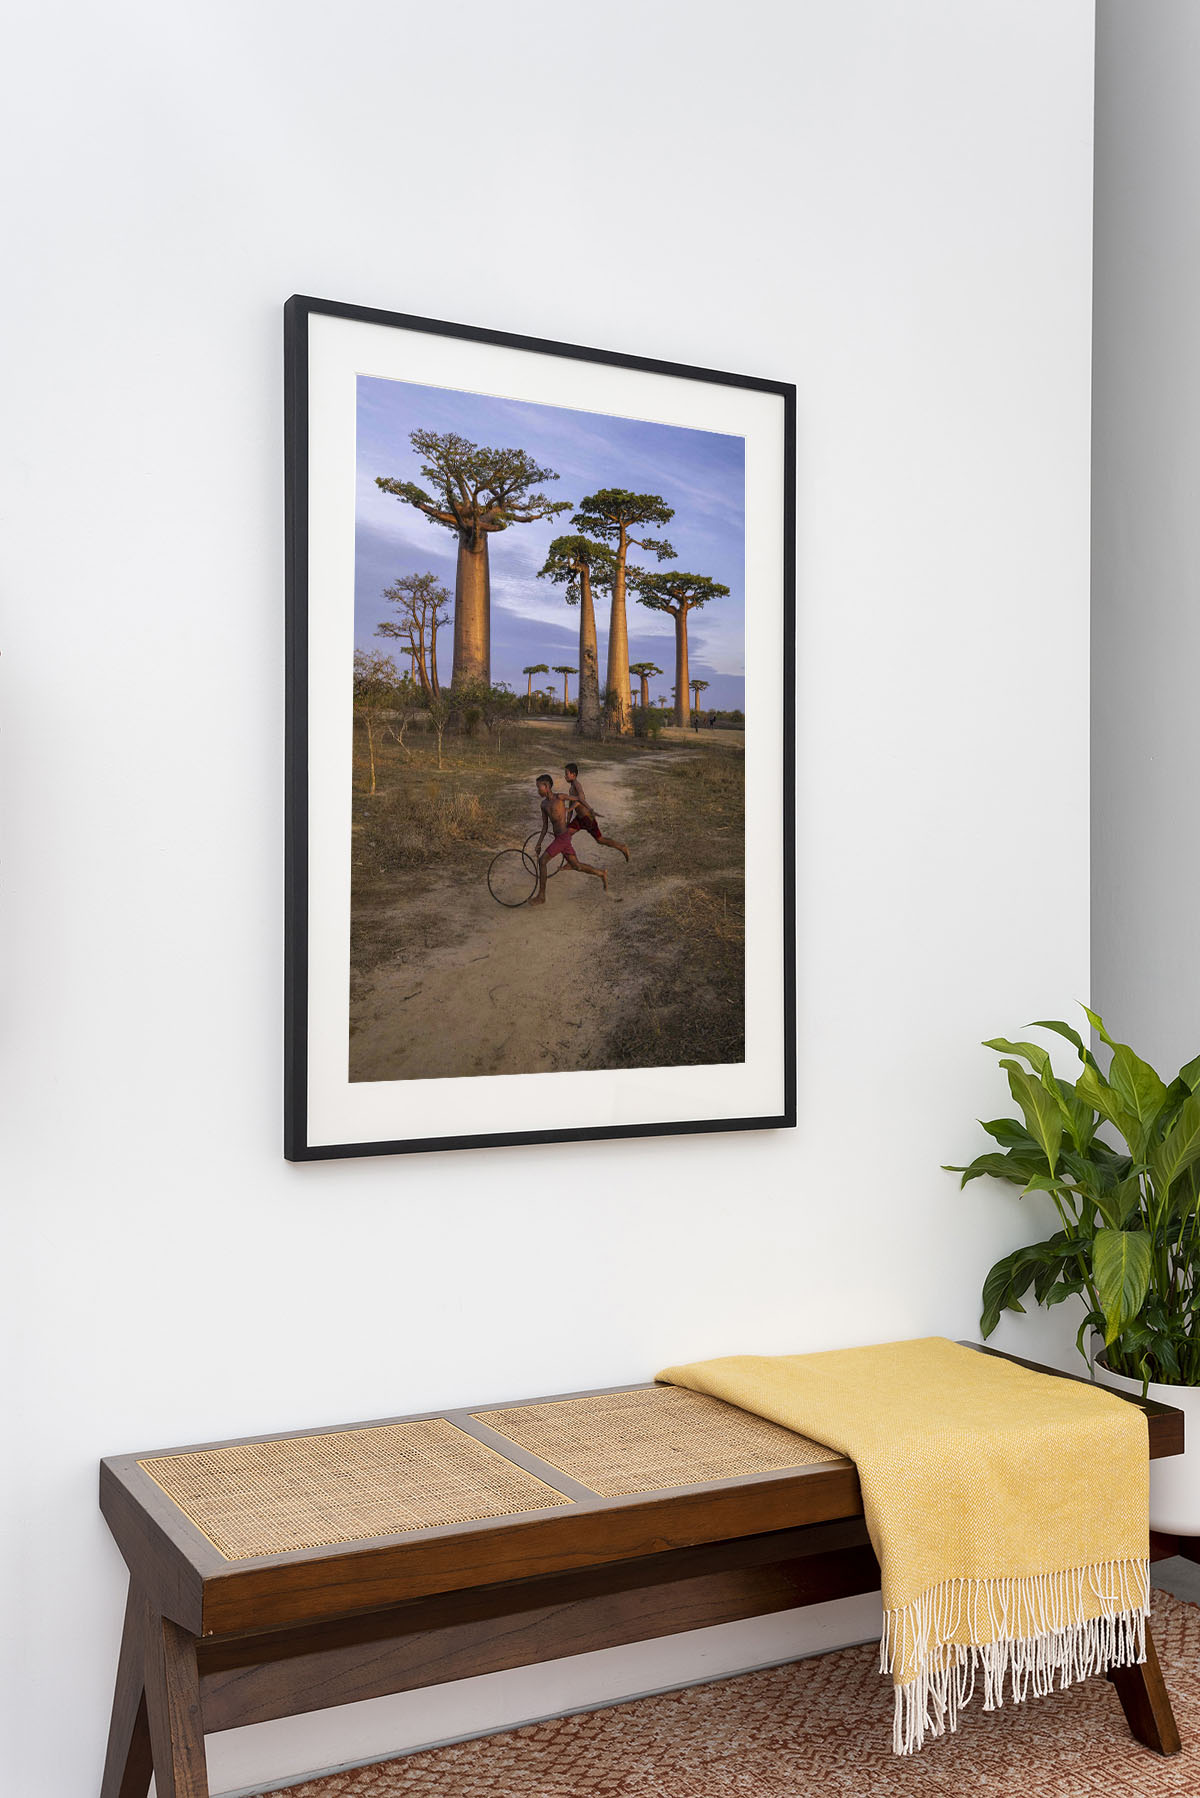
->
[376,571,449,696]
[522,662,549,710]
[629,661,663,710]
[689,678,710,725]
[376,432,571,687]
[553,664,577,706]
[635,571,730,727]
[571,490,675,736]
[537,535,615,738]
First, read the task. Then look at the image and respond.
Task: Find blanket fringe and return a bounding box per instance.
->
[880,1559,1149,1754]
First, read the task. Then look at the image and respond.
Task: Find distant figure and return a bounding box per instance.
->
[691,709,700,731]
[529,775,607,907]
[708,712,716,729]
[564,763,630,862]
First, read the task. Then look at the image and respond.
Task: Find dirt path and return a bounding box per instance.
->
[349,760,681,1082]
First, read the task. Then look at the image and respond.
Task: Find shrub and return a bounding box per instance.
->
[632,705,663,740]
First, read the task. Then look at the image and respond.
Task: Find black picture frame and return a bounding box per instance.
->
[284,292,796,1161]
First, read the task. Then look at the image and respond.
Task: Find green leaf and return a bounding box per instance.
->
[1029,1020,1100,1071]
[1108,1044,1169,1139]
[1022,1172,1068,1195]
[1032,1250,1072,1303]
[1052,1075,1097,1150]
[1076,1312,1097,1363]
[980,1117,1039,1151]
[1149,1094,1200,1194]
[1000,1060,1062,1175]
[1093,1229,1153,1346]
[1082,1006,1117,1049]
[944,1151,1044,1189]
[1095,1172,1144,1230]
[979,1244,1048,1337]
[980,1254,1022,1337]
[984,1038,1053,1079]
[1179,1054,1200,1094]
[1059,1148,1106,1199]
[1143,1331,1181,1384]
[1086,1135,1134,1175]
[1076,1065,1141,1152]
[1044,1278,1085,1308]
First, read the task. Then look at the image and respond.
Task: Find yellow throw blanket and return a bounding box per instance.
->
[657,1337,1149,1753]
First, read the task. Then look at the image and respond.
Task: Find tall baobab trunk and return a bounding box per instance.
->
[577,567,601,738]
[674,605,691,727]
[429,612,441,696]
[412,633,432,698]
[453,535,491,686]
[561,670,571,705]
[605,527,633,735]
[637,671,651,708]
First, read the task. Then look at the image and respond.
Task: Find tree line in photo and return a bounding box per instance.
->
[360,427,737,741]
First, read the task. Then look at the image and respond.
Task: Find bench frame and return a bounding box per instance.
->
[98,1353,1187,1797]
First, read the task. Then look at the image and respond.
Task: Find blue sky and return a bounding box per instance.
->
[354,376,746,710]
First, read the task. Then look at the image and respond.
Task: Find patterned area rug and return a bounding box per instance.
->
[272,1590,1200,1797]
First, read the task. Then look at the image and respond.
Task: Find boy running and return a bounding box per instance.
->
[564,763,630,862]
[530,775,607,906]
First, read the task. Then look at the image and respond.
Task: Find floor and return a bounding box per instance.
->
[1152,1555,1200,1604]
[257,1585,1200,1798]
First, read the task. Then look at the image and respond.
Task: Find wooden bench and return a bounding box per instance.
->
[98,1351,1186,1797]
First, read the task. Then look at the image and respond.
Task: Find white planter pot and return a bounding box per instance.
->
[1096,1358,1200,1536]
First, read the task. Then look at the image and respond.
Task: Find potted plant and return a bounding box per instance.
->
[948,1007,1200,1532]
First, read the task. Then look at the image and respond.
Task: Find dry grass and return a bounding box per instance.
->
[658,882,745,944]
[353,786,511,879]
[634,752,745,876]
[603,875,745,1069]
[592,743,745,1066]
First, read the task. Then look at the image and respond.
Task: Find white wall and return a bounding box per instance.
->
[0,3,1095,1793]
[1092,1,1200,1072]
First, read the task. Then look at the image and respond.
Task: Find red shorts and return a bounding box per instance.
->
[545,829,577,860]
[575,814,602,841]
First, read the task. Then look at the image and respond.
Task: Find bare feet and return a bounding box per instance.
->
[528,894,546,906]
[619,845,630,862]
[600,871,608,892]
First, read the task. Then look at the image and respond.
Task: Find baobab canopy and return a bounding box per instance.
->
[538,534,619,739]
[635,569,730,617]
[538,534,617,603]
[635,569,730,729]
[376,429,571,688]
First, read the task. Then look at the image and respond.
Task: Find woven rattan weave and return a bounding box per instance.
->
[139,1418,572,1560]
[475,1385,842,1497]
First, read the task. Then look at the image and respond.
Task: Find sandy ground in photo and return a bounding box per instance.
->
[349,744,741,1082]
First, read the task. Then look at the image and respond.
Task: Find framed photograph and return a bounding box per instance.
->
[285,294,795,1160]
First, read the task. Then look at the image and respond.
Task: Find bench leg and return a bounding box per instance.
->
[143,1600,210,1798]
[100,1583,153,1798]
[1107,1622,1182,1755]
